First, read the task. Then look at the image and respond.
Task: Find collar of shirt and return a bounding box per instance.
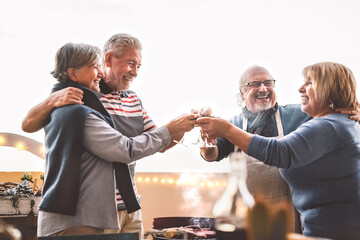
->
[99,79,129,98]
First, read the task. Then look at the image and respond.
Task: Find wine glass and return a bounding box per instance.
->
[172,109,198,147]
[191,107,218,148]
[173,107,219,149]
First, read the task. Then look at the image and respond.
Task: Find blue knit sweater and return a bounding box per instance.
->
[39,81,114,215]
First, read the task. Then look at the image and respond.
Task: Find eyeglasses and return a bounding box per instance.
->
[242,80,276,89]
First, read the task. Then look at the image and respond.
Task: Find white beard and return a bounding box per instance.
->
[252,102,272,113]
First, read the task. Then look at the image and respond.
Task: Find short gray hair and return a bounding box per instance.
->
[51,42,100,83]
[102,33,142,64]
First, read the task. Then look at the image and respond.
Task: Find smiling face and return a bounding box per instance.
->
[300,62,358,118]
[240,68,276,113]
[298,71,326,118]
[68,61,103,92]
[103,46,142,92]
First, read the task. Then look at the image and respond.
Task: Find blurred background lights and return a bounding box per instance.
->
[0,136,5,145]
[16,143,24,151]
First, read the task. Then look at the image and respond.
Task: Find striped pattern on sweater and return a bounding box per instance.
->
[100,90,156,209]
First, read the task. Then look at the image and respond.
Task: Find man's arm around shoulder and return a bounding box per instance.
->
[22,87,84,132]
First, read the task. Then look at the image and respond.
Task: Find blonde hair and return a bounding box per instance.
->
[302,62,358,110]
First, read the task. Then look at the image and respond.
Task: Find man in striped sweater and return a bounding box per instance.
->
[22,33,190,238]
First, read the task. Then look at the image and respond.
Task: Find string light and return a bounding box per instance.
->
[16,143,24,151]
[0,133,45,159]
[135,175,227,188]
[40,145,46,153]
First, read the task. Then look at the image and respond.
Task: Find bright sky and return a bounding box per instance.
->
[1,0,360,172]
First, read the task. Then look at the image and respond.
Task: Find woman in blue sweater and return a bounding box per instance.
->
[197,62,360,240]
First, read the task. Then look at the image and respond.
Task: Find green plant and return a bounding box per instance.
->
[21,172,33,183]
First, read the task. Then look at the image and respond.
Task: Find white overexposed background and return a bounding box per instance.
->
[1,0,360,172]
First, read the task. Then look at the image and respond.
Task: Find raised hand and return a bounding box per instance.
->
[196,117,232,139]
[166,113,199,142]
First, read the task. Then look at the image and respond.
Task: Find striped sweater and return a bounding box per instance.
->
[100,90,156,210]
